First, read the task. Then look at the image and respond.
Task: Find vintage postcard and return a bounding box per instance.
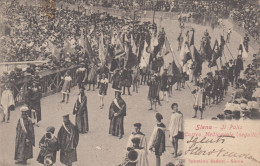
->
[0,0,259,166]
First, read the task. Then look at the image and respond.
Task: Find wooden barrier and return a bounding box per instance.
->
[4,65,79,106]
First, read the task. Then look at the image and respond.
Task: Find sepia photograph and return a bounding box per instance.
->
[0,0,259,165]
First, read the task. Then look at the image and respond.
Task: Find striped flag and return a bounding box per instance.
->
[139,41,150,68]
[99,32,106,64]
[130,34,137,54]
[179,36,191,65]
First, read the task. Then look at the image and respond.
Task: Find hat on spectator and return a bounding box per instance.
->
[20,106,29,112]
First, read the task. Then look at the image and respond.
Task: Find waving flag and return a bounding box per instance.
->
[126,45,138,69]
[209,39,220,67]
[189,29,195,46]
[111,32,116,45]
[139,41,150,68]
[171,60,181,85]
[114,33,125,58]
[160,37,171,56]
[179,36,191,65]
[99,33,106,64]
[130,34,137,54]
[84,34,95,64]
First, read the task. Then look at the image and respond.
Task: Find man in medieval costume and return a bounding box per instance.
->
[0,84,15,123]
[147,74,160,110]
[75,62,88,89]
[177,32,183,51]
[132,65,140,93]
[234,55,244,84]
[57,114,79,166]
[168,103,183,158]
[119,137,149,166]
[25,81,42,126]
[122,68,132,96]
[37,126,58,165]
[192,82,206,119]
[126,123,147,152]
[148,113,166,166]
[109,91,126,139]
[14,106,35,165]
[87,63,97,91]
[160,69,169,102]
[73,86,89,133]
[112,69,122,97]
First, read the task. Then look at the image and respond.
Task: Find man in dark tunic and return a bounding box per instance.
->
[147,74,161,110]
[148,113,166,166]
[122,68,132,96]
[73,87,89,133]
[243,34,250,52]
[112,69,122,96]
[14,106,35,165]
[109,91,126,139]
[234,55,244,84]
[25,82,42,126]
[211,71,222,104]
[57,114,79,166]
[227,59,235,87]
[37,126,58,165]
[160,69,169,102]
[97,64,109,88]
[75,63,88,89]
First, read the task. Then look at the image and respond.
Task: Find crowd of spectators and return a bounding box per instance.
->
[55,0,258,42]
[230,5,259,42]
[212,54,260,120]
[0,1,155,84]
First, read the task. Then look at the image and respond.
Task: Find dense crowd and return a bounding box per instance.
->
[54,0,259,43]
[212,54,260,120]
[230,5,259,41]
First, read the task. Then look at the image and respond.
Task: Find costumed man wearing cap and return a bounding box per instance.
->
[14,106,35,165]
[75,62,88,89]
[132,65,140,93]
[204,72,213,106]
[61,71,72,103]
[226,28,231,43]
[109,91,126,139]
[233,55,244,85]
[25,81,42,126]
[87,63,98,91]
[97,63,109,89]
[160,69,169,102]
[57,114,79,166]
[147,74,160,110]
[126,123,147,152]
[211,70,221,104]
[73,86,89,133]
[243,34,249,52]
[112,69,123,97]
[148,113,166,166]
[122,68,133,96]
[0,84,15,123]
[192,82,206,119]
[98,73,109,109]
[168,103,183,158]
[37,126,58,165]
[227,59,235,87]
[119,137,149,166]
